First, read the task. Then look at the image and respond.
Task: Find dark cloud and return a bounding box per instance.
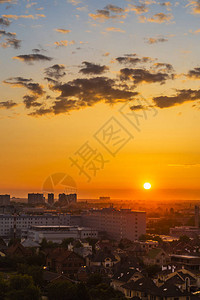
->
[44,64,66,80]
[153,62,174,72]
[0,30,21,48]
[0,17,11,26]
[1,37,21,49]
[187,67,200,79]
[146,37,168,44]
[89,4,126,21]
[29,108,52,117]
[52,99,77,114]
[79,62,109,75]
[0,29,15,37]
[4,77,45,95]
[0,100,17,109]
[120,68,173,84]
[104,4,125,13]
[116,54,153,65]
[13,54,53,63]
[130,104,145,110]
[23,95,42,109]
[153,89,200,108]
[31,76,138,116]
[32,48,41,53]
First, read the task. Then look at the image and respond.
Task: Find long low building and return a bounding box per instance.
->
[81,208,146,241]
[27,225,98,243]
[0,214,70,237]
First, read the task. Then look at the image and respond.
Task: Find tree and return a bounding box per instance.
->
[179,235,191,243]
[7,274,41,300]
[87,273,102,286]
[47,280,75,300]
[17,264,44,287]
[145,265,161,277]
[61,238,74,248]
[0,276,7,300]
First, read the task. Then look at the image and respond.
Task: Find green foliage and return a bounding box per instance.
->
[87,273,102,286]
[47,279,126,300]
[179,235,191,243]
[6,274,41,300]
[0,275,7,300]
[145,264,161,277]
[61,238,75,248]
[40,238,59,250]
[17,264,44,286]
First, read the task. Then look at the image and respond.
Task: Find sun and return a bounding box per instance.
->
[143,182,151,190]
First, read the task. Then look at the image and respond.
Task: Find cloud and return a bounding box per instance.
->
[55,28,71,34]
[0,17,11,26]
[116,54,154,65]
[0,0,14,2]
[130,104,145,110]
[2,14,46,20]
[159,1,172,10]
[140,13,173,23]
[0,30,16,37]
[31,76,138,116]
[79,62,109,75]
[13,54,53,63]
[153,62,174,72]
[146,37,168,44]
[0,100,17,109]
[29,107,52,117]
[0,30,21,48]
[54,40,75,47]
[106,27,125,33]
[89,5,127,22]
[4,77,45,95]
[153,89,200,108]
[127,4,148,14]
[120,68,173,84]
[44,64,66,80]
[0,37,21,48]
[187,67,200,79]
[104,4,125,13]
[188,0,200,14]
[168,163,200,168]
[23,95,42,109]
[67,0,81,5]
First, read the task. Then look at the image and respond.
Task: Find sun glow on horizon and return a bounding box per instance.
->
[143,182,151,190]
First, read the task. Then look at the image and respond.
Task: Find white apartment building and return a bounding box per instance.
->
[27,225,98,243]
[81,208,146,241]
[0,214,70,237]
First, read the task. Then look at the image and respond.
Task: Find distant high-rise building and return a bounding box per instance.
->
[0,195,10,206]
[48,193,54,205]
[28,193,45,205]
[195,205,199,228]
[58,193,77,206]
[82,208,146,241]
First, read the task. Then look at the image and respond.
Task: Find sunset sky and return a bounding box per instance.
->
[0,0,200,200]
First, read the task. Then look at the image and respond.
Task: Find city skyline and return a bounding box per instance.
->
[0,0,200,200]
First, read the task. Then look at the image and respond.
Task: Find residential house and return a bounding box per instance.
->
[143,248,170,266]
[46,248,85,277]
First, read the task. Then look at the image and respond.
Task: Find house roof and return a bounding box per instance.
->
[165,274,184,285]
[43,271,72,283]
[7,241,30,256]
[112,268,141,283]
[47,248,84,263]
[21,239,40,248]
[89,250,117,263]
[122,277,158,294]
[147,248,166,259]
[158,282,191,297]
